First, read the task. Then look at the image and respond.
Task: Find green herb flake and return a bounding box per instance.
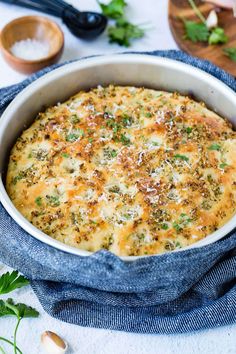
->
[208,143,221,151]
[35,196,42,207]
[61,152,70,158]
[219,163,228,169]
[66,129,84,142]
[223,47,236,62]
[120,133,131,146]
[70,114,80,124]
[104,147,117,159]
[174,154,189,161]
[88,138,93,144]
[161,223,169,230]
[145,112,152,118]
[186,127,192,134]
[122,115,133,127]
[208,27,228,45]
[46,195,60,207]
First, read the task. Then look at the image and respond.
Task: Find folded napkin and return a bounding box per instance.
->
[0,50,235,334]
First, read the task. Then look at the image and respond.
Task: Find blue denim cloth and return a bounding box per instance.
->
[0,50,235,333]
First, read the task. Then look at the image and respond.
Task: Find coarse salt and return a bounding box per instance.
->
[10,38,50,60]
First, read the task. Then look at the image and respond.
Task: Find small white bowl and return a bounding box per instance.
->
[0,54,235,260]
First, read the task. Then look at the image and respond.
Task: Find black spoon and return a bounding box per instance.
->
[0,0,108,39]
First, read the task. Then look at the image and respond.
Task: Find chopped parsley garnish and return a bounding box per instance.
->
[219,163,228,169]
[109,185,120,194]
[186,127,192,134]
[161,223,169,230]
[35,196,42,206]
[70,114,80,124]
[145,112,152,118]
[173,213,192,232]
[66,129,84,142]
[208,143,221,151]
[12,174,24,185]
[174,154,189,161]
[61,152,70,158]
[46,195,60,207]
[88,138,93,143]
[122,115,133,127]
[104,147,118,159]
[106,118,121,133]
[120,133,131,145]
[223,48,236,62]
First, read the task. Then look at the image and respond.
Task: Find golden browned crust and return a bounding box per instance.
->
[6,86,236,256]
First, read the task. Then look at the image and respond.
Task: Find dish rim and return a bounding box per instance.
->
[0,53,235,261]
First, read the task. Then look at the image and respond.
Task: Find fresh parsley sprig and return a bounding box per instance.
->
[98,0,146,47]
[183,0,228,45]
[0,270,39,354]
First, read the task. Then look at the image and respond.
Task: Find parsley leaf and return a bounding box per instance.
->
[219,163,228,169]
[108,18,145,47]
[161,223,169,230]
[46,195,60,207]
[99,0,127,19]
[120,133,131,145]
[184,21,209,43]
[208,27,228,45]
[66,129,84,142]
[208,143,221,151]
[35,196,42,206]
[0,299,38,319]
[223,47,236,62]
[0,271,29,295]
[174,154,189,161]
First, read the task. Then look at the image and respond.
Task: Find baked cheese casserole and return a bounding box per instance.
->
[6,86,236,256]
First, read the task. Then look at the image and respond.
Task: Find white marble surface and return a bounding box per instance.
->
[0,1,235,353]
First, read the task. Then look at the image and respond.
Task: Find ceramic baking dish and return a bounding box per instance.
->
[0,54,235,259]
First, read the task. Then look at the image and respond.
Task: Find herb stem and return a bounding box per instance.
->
[188,0,206,23]
[0,337,22,354]
[13,318,21,354]
[0,345,5,354]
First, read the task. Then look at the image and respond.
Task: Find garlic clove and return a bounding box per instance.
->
[41,331,68,354]
[206,9,218,28]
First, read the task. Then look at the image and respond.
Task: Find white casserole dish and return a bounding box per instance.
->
[0,54,235,260]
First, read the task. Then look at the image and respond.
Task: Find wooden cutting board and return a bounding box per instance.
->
[168,0,236,76]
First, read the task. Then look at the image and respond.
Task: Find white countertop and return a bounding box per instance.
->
[0,1,235,353]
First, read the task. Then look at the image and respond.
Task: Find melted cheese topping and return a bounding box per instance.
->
[6,86,236,256]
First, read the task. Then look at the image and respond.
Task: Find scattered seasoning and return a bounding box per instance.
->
[10,38,50,61]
